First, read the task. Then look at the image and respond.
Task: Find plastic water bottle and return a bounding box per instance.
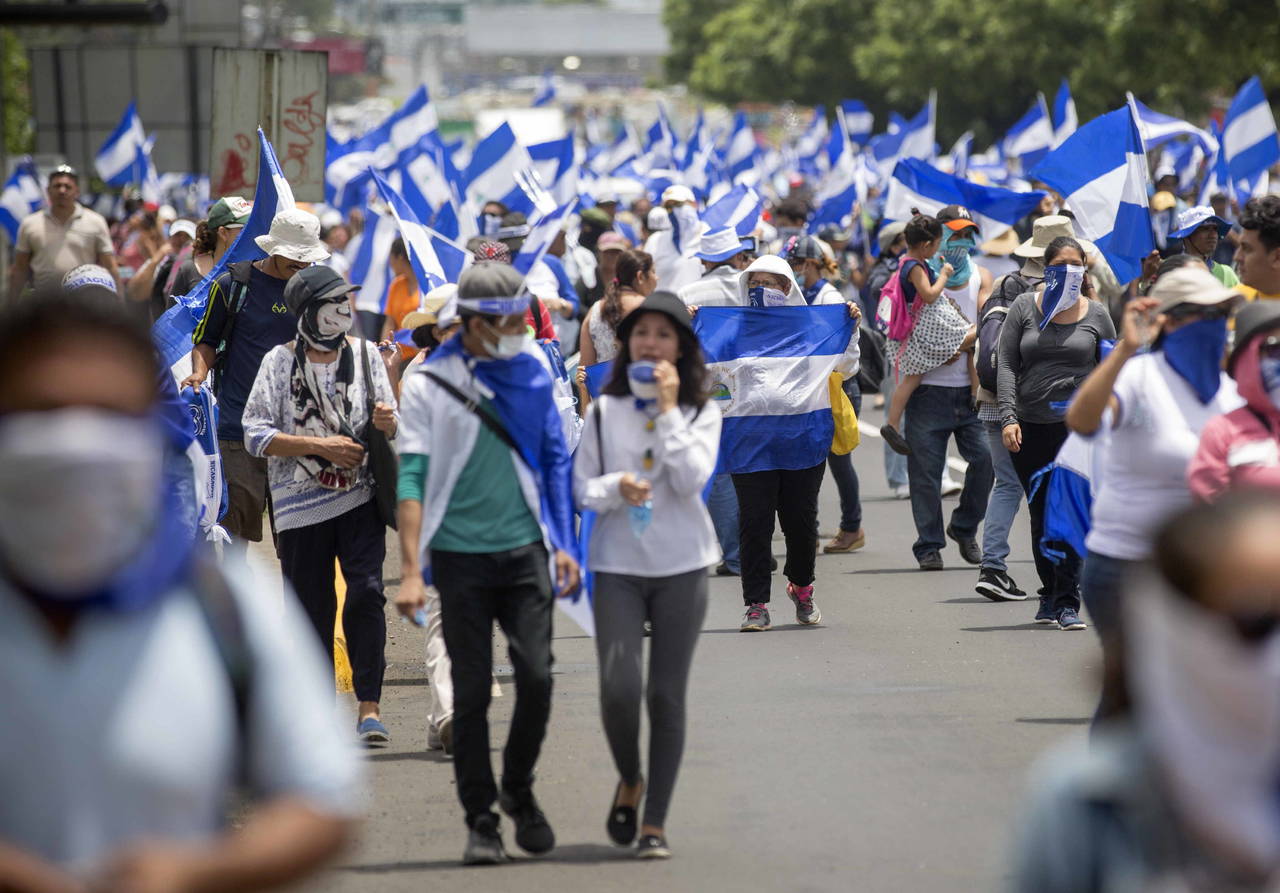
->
[629,499,653,537]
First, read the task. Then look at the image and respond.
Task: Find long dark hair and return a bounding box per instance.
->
[602,249,653,330]
[193,220,218,256]
[601,311,708,409]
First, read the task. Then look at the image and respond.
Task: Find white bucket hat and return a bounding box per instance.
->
[254,208,330,263]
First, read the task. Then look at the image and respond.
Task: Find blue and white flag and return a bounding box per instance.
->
[1127,94,1218,156]
[643,105,679,171]
[532,69,556,107]
[873,92,936,168]
[0,159,42,242]
[725,112,758,183]
[1052,79,1078,147]
[1033,432,1100,564]
[464,121,538,215]
[327,85,441,210]
[695,305,854,474]
[181,385,229,544]
[513,200,575,277]
[95,101,151,187]
[948,131,974,178]
[1222,76,1280,204]
[1003,95,1054,172]
[702,183,763,238]
[810,106,861,232]
[528,134,578,205]
[840,99,874,145]
[592,124,641,176]
[1198,119,1231,205]
[347,204,398,314]
[372,170,469,294]
[153,128,295,368]
[885,157,1047,240]
[795,105,829,178]
[1029,107,1155,284]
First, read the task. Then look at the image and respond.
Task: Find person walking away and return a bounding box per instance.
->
[1189,300,1280,500]
[393,262,581,865]
[576,291,721,859]
[1067,265,1242,721]
[0,289,358,892]
[997,236,1116,628]
[182,208,331,556]
[242,265,398,745]
[8,164,119,299]
[167,196,252,301]
[1012,494,1280,892]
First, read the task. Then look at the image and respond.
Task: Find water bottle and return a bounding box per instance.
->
[629,498,653,537]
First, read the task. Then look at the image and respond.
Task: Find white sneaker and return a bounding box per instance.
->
[941,473,962,497]
[892,484,911,500]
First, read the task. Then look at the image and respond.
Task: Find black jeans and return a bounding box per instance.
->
[276,498,387,703]
[1008,420,1081,612]
[903,385,993,559]
[732,462,825,606]
[432,542,554,827]
[826,378,863,532]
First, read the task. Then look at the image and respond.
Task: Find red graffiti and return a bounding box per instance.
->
[281,91,324,185]
[213,132,254,196]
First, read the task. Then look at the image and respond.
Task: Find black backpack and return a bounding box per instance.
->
[975,272,1029,393]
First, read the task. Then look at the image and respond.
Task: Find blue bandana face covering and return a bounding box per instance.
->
[1040,264,1086,329]
[1162,317,1228,403]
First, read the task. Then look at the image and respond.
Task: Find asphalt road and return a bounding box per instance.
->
[289,416,1099,893]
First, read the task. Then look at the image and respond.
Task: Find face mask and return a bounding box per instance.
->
[627,360,660,401]
[1261,356,1280,410]
[1130,577,1280,872]
[481,319,529,360]
[0,409,164,597]
[1039,263,1085,329]
[1162,317,1227,403]
[481,213,503,237]
[299,298,353,350]
[747,285,788,308]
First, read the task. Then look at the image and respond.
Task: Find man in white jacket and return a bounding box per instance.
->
[677,227,754,309]
[644,185,704,293]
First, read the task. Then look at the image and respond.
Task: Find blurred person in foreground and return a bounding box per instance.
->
[0,290,358,892]
[1012,493,1280,892]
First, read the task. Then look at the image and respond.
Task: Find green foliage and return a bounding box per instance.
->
[665,0,1280,147]
[2,30,32,156]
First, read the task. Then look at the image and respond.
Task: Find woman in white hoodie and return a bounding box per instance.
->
[690,254,859,632]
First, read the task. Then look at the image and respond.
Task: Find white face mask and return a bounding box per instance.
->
[1129,576,1280,872]
[480,318,529,360]
[0,409,164,596]
[315,301,353,339]
[627,360,660,401]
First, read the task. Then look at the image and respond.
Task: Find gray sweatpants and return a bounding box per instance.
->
[593,568,709,829]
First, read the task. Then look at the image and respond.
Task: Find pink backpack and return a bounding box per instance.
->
[874,260,920,341]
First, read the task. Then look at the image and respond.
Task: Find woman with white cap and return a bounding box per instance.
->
[1066,264,1242,720]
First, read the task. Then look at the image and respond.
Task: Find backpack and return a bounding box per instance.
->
[976,272,1030,393]
[208,261,256,378]
[875,260,920,341]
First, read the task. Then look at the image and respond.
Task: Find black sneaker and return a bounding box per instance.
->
[880,424,912,455]
[1033,596,1057,624]
[462,813,507,865]
[498,787,556,855]
[945,525,982,565]
[636,834,672,860]
[975,568,1028,602]
[714,562,739,576]
[917,551,944,571]
[740,603,771,631]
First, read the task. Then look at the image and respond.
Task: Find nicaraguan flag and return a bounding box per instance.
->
[795,105,829,178]
[1198,119,1231,205]
[642,105,679,171]
[702,183,763,238]
[328,85,441,210]
[95,101,150,187]
[1222,76,1280,204]
[885,157,1047,238]
[948,131,974,178]
[528,134,578,206]
[1127,93,1218,156]
[1029,107,1155,284]
[154,128,295,368]
[464,121,538,215]
[725,112,758,183]
[873,93,936,168]
[372,170,469,294]
[1030,432,1099,564]
[347,204,398,314]
[592,124,641,176]
[513,200,576,276]
[695,305,854,474]
[1003,95,1054,172]
[0,159,42,242]
[1052,80,1078,147]
[532,69,556,107]
[809,106,861,232]
[841,99,874,145]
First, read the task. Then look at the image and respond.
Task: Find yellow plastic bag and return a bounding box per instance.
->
[829,373,860,455]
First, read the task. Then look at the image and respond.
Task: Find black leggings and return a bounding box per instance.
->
[731,462,826,606]
[1008,420,1080,612]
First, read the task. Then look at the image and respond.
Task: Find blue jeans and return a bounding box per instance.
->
[707,473,740,573]
[1081,551,1139,725]
[826,379,863,532]
[980,420,1022,572]
[903,385,993,560]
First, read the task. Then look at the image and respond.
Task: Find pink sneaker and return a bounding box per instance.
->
[786,583,822,625]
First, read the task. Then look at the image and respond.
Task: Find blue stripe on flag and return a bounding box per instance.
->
[695,305,853,363]
[720,409,834,475]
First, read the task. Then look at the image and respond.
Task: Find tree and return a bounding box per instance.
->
[2,30,32,156]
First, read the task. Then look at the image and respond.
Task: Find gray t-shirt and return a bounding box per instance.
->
[996,292,1116,426]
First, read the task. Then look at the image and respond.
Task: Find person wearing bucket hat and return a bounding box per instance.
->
[182,207,326,549]
[1018,214,1125,313]
[394,261,580,865]
[1169,206,1240,288]
[1189,300,1280,503]
[574,290,721,860]
[1066,263,1244,720]
[676,228,751,309]
[242,264,398,745]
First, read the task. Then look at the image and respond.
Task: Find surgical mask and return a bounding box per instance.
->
[0,409,164,597]
[627,360,660,401]
[1039,263,1085,329]
[1262,356,1280,410]
[481,213,503,237]
[1162,317,1228,403]
[747,285,788,308]
[481,319,529,360]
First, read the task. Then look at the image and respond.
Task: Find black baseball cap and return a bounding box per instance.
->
[1229,300,1280,374]
[616,290,694,342]
[936,205,979,234]
[283,264,359,316]
[784,234,825,261]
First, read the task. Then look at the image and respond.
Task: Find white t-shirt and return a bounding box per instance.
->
[0,567,361,872]
[1085,353,1243,560]
[921,273,979,387]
